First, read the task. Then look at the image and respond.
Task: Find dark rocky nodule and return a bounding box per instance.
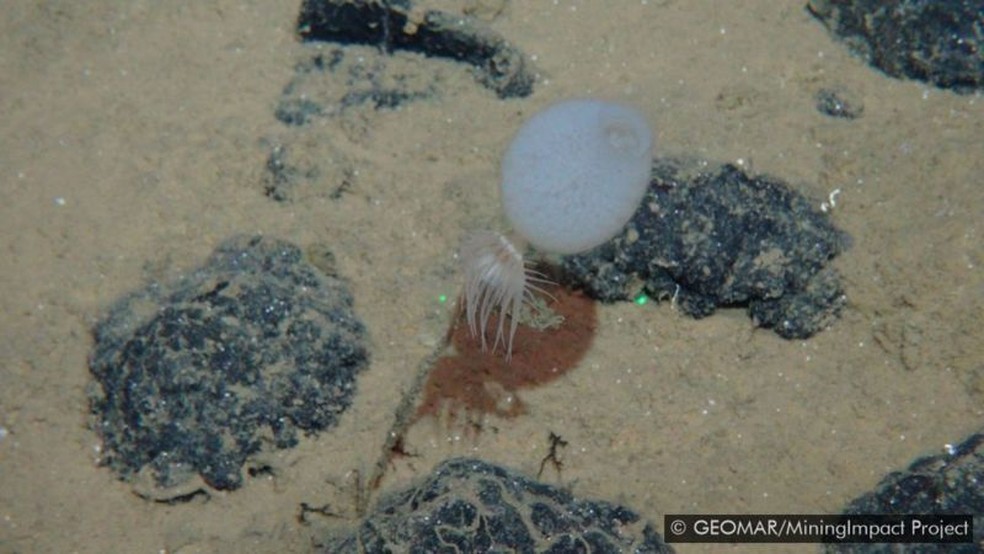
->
[562,157,850,339]
[88,236,369,498]
[808,0,984,93]
[323,458,674,553]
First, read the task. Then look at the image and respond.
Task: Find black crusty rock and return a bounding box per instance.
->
[808,0,984,93]
[824,431,984,553]
[88,235,369,495]
[323,457,674,553]
[297,0,536,100]
[561,157,850,339]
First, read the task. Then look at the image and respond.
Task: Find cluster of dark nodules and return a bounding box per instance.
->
[808,0,984,93]
[274,46,437,128]
[561,157,850,339]
[88,236,369,493]
[82,2,982,552]
[322,458,675,553]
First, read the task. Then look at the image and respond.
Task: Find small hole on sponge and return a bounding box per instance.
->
[605,120,642,155]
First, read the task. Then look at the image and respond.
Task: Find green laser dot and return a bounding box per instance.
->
[634,294,649,306]
[438,294,448,304]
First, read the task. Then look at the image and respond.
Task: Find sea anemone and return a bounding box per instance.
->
[459,99,652,359]
[460,231,550,359]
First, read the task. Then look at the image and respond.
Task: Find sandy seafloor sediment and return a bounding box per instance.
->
[1,2,981,553]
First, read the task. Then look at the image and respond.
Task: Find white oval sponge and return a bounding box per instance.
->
[501,99,653,255]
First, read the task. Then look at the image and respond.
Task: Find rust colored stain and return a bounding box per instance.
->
[415,284,597,423]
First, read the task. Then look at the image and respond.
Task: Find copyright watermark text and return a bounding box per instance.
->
[664,514,973,543]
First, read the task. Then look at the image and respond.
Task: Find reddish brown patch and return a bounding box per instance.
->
[414,284,597,424]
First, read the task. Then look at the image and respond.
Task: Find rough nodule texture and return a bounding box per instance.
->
[562,157,850,339]
[807,0,984,93]
[825,431,984,553]
[323,458,674,553]
[88,236,369,497]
